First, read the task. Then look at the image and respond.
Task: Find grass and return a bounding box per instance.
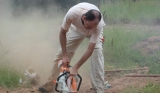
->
[100,0,160,25]
[0,64,22,89]
[124,82,160,93]
[101,0,160,73]
[101,1,160,92]
[140,83,160,93]
[103,25,160,73]
[103,26,153,68]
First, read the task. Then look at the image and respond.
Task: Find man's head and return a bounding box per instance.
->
[82,9,101,29]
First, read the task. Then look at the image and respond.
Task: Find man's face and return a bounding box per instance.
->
[83,19,99,30]
[82,11,100,30]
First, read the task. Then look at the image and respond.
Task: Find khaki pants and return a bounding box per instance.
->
[48,27,104,93]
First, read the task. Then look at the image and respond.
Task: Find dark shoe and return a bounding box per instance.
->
[39,81,54,93]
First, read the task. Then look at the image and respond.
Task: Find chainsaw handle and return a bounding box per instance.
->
[55,72,82,92]
[76,74,82,91]
[65,73,82,91]
[55,72,68,92]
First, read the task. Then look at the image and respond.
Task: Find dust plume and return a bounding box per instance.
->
[0,0,63,83]
[0,0,90,84]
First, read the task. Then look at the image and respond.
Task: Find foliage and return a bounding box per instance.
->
[103,25,160,74]
[102,0,160,74]
[0,65,22,89]
[124,82,160,93]
[12,0,103,11]
[100,0,160,25]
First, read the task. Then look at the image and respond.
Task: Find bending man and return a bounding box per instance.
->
[39,2,105,93]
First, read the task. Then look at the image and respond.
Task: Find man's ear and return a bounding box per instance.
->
[82,15,86,21]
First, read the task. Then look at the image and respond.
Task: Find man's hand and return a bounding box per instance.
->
[62,55,70,66]
[59,27,69,66]
[69,66,78,76]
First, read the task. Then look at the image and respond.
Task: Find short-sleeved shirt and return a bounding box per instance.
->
[62,2,105,43]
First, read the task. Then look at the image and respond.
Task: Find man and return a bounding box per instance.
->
[39,2,105,93]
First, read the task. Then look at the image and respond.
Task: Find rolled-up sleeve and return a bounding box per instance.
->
[62,12,74,30]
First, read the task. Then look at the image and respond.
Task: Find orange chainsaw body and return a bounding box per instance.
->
[54,60,82,93]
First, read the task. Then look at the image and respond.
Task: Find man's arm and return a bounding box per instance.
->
[59,27,69,65]
[70,42,96,75]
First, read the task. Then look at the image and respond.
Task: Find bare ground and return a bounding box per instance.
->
[1,74,160,93]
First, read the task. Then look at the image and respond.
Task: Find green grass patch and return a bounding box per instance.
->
[100,0,160,73]
[124,82,160,93]
[0,64,23,89]
[100,0,160,24]
[103,25,160,74]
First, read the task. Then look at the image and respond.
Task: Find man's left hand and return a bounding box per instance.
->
[69,66,78,76]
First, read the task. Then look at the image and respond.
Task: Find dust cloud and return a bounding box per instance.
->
[0,0,62,83]
[0,0,90,84]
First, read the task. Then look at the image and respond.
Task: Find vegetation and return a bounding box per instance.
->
[0,64,22,89]
[103,25,160,73]
[101,1,160,92]
[12,0,102,14]
[101,0,160,74]
[124,82,160,93]
[140,83,160,93]
[100,0,160,25]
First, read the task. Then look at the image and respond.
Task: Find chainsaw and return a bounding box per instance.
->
[53,60,82,93]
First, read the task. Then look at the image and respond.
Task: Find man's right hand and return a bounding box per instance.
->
[62,55,70,66]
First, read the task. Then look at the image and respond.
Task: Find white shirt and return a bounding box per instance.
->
[62,2,105,43]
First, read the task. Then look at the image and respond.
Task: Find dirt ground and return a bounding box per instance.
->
[1,74,160,93]
[1,66,160,93]
[104,76,160,93]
